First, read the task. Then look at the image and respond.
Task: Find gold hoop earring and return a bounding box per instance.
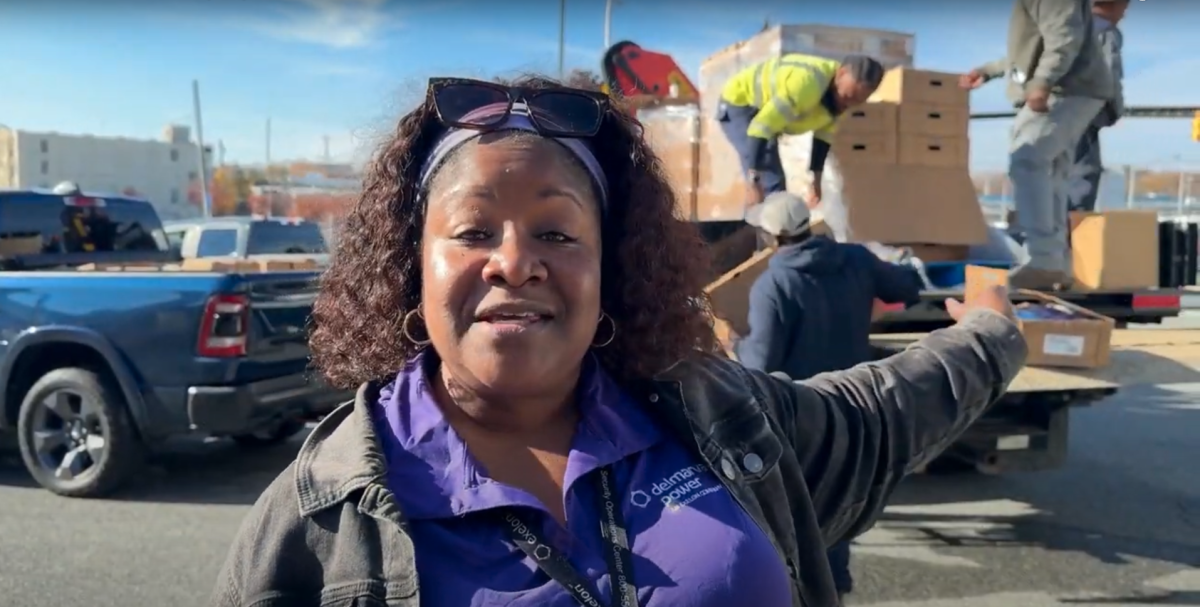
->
[402,308,431,346]
[592,312,616,348]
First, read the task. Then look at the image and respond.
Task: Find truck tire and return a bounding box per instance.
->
[231,418,307,448]
[16,367,143,498]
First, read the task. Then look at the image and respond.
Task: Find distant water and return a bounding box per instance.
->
[978,194,1199,215]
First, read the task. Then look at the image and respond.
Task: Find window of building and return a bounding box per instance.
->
[170,188,180,204]
[188,171,198,181]
[40,139,48,153]
[170,148,179,162]
[195,228,239,257]
[40,160,48,175]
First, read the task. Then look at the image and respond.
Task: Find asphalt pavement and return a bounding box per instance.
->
[0,379,1197,606]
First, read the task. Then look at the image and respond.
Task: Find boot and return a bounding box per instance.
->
[1008,265,1073,291]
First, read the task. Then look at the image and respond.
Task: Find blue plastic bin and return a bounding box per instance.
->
[923,261,1011,289]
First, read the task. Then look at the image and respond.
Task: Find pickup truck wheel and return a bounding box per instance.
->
[231,418,307,448]
[16,368,143,498]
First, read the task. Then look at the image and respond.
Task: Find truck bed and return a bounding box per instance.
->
[872,329,1200,393]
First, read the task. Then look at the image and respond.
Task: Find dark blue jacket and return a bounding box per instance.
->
[735,236,923,379]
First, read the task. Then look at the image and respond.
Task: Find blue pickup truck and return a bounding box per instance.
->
[0,187,347,497]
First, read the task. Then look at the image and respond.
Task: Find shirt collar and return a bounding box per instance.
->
[374,351,663,519]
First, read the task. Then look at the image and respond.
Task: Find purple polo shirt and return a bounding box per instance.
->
[374,353,792,607]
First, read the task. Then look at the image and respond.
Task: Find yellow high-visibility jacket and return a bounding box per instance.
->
[720,54,841,142]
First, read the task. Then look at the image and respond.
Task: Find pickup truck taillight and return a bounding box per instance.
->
[197,294,250,358]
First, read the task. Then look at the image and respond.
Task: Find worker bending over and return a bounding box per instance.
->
[961,0,1112,290]
[733,192,924,605]
[1071,0,1129,212]
[717,54,884,213]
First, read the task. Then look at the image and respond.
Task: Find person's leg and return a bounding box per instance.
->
[719,104,784,251]
[758,135,787,195]
[1008,95,1104,288]
[717,102,757,185]
[1053,141,1078,279]
[827,539,853,599]
[1070,125,1103,213]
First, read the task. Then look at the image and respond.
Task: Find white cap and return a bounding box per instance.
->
[745,192,811,237]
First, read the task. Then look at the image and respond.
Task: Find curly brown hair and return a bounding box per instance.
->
[310,75,720,389]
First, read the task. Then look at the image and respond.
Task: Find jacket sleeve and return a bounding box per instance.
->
[752,309,1027,543]
[747,70,824,140]
[868,252,923,306]
[977,57,1008,81]
[1026,0,1088,90]
[734,274,793,373]
[209,464,312,606]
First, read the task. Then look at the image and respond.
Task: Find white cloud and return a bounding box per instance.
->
[244,0,393,49]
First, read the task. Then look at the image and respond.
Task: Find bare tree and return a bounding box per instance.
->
[564,69,605,91]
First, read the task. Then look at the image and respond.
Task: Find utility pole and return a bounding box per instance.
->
[557,0,566,78]
[1125,164,1136,209]
[1178,171,1190,214]
[603,0,615,49]
[265,118,272,175]
[192,79,211,218]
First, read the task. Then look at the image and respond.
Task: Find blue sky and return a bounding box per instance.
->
[0,0,1196,171]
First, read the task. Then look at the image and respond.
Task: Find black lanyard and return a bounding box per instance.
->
[502,466,640,607]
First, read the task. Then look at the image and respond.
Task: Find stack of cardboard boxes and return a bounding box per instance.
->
[836,68,969,168]
[820,66,986,258]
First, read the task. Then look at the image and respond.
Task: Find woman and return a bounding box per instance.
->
[212,76,1026,607]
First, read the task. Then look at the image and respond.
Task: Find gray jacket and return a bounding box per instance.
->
[1094,15,1125,126]
[978,0,1114,104]
[210,311,1027,607]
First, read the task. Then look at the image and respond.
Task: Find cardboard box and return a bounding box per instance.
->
[870,68,969,107]
[706,247,775,338]
[833,133,898,164]
[836,102,898,135]
[0,235,44,256]
[898,134,968,168]
[839,164,989,245]
[640,104,702,220]
[966,265,1114,369]
[898,103,968,137]
[1069,211,1159,291]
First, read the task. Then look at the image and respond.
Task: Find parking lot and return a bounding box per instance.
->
[0,383,1197,607]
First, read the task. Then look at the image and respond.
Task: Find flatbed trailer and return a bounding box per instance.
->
[871,322,1200,474]
[873,287,1187,333]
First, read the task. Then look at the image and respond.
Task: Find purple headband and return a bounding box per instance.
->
[418,102,609,207]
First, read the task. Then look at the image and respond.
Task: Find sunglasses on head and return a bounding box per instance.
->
[427,77,609,138]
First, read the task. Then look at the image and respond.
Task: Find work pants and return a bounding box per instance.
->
[828,539,853,594]
[1068,124,1103,212]
[1008,96,1104,272]
[716,102,787,195]
[717,102,786,251]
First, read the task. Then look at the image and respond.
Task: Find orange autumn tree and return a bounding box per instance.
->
[210,166,241,216]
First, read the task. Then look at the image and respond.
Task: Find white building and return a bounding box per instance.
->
[0,124,210,220]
